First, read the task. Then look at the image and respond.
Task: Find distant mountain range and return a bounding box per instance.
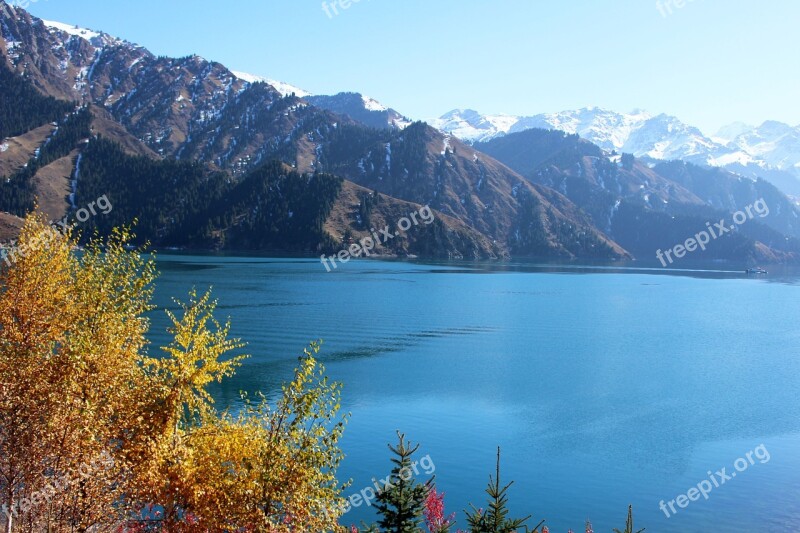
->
[1,1,799,265]
[430,108,800,196]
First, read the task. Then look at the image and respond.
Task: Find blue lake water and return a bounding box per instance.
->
[148,256,800,532]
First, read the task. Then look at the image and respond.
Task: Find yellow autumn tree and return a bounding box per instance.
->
[0,214,155,533]
[0,214,348,532]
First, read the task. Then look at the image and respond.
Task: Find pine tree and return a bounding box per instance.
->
[374,432,432,533]
[621,153,635,170]
[464,448,543,533]
[612,505,644,533]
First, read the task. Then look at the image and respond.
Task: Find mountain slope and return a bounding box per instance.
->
[315,122,628,259]
[11,3,798,264]
[72,140,498,259]
[432,108,800,196]
[475,128,800,263]
[305,92,412,130]
[0,4,632,261]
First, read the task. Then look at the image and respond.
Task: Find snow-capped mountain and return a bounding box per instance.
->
[230,70,311,98]
[714,122,754,143]
[715,121,800,170]
[229,72,413,130]
[4,2,800,262]
[430,107,722,158]
[431,108,800,195]
[33,12,799,195]
[229,71,403,125]
[428,109,520,144]
[304,92,413,130]
[704,121,800,195]
[1,4,634,261]
[40,18,314,102]
[37,16,407,132]
[40,18,122,48]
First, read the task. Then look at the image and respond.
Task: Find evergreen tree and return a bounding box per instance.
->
[374,432,432,533]
[464,448,543,533]
[0,52,73,140]
[621,153,635,170]
[612,505,644,533]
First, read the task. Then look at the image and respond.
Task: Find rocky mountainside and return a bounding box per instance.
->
[305,92,412,131]
[0,2,628,261]
[475,128,800,262]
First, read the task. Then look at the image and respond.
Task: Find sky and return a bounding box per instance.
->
[20,0,800,135]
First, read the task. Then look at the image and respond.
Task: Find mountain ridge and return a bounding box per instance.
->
[431,108,800,196]
[3,2,800,264]
[19,5,799,199]
[0,2,630,261]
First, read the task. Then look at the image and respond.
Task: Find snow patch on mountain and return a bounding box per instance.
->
[42,19,101,40]
[41,19,119,48]
[391,116,413,129]
[230,71,311,97]
[429,109,518,143]
[362,95,387,112]
[431,108,800,190]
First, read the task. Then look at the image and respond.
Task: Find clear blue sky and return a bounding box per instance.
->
[22,0,800,134]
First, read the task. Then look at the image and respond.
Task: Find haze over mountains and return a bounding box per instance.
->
[431,108,800,196]
[1,1,799,265]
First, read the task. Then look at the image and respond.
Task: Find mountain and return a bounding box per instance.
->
[314,121,627,258]
[228,72,414,131]
[709,121,800,194]
[305,92,413,131]
[474,128,800,263]
[428,109,522,144]
[230,70,311,98]
[429,108,714,159]
[0,2,628,261]
[3,2,799,264]
[432,108,800,196]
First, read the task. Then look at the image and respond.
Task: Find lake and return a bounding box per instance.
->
[147,255,800,532]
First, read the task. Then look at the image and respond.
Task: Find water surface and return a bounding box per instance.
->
[149,256,800,532]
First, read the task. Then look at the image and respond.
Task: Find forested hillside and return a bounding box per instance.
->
[0,107,90,216]
[0,52,73,140]
[3,2,800,263]
[476,128,800,262]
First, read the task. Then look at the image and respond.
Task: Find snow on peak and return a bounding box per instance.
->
[231,71,311,97]
[41,19,117,48]
[428,109,519,143]
[230,70,266,84]
[432,107,800,183]
[362,95,387,112]
[267,79,311,98]
[430,107,721,158]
